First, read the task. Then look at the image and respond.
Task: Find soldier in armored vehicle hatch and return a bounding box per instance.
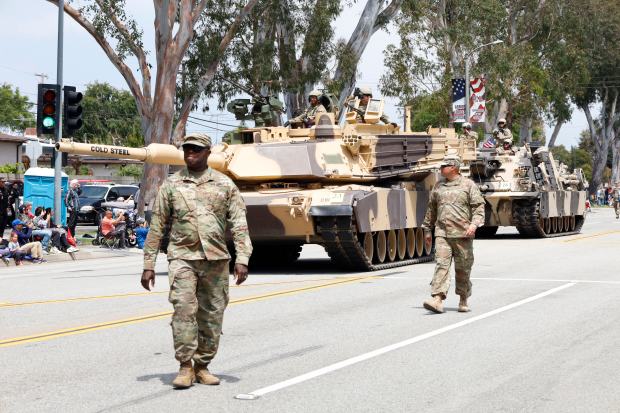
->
[285,90,327,127]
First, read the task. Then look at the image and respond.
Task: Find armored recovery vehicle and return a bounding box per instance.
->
[57,110,475,271]
[466,144,588,238]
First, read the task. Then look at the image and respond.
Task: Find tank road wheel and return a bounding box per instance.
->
[543,218,551,234]
[415,228,425,257]
[564,216,571,232]
[551,217,558,233]
[406,228,416,258]
[558,216,564,232]
[362,232,374,263]
[397,229,407,260]
[375,231,387,263]
[387,230,397,262]
[569,216,576,231]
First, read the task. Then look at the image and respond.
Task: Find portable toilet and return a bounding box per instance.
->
[23,167,69,225]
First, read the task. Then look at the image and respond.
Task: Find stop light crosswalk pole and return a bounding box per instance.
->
[54,0,64,226]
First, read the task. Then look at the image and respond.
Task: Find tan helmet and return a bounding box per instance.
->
[359,86,373,96]
[309,89,321,98]
[497,118,507,125]
[462,122,472,129]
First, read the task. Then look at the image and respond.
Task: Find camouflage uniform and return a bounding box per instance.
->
[461,130,478,140]
[290,103,327,126]
[493,128,513,148]
[356,103,391,124]
[422,172,485,298]
[144,154,252,366]
[614,188,620,219]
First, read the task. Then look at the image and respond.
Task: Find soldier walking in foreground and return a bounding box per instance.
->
[613,183,620,219]
[141,133,252,389]
[422,155,485,313]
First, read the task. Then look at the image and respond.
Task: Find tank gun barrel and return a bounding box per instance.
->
[55,141,185,166]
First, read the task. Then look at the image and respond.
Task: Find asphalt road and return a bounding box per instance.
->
[1,208,619,412]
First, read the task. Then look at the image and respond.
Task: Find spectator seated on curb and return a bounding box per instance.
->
[40,207,79,253]
[19,205,52,251]
[101,209,126,249]
[0,237,10,266]
[135,217,149,249]
[7,232,45,265]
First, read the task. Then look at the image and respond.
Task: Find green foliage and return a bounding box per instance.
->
[0,163,24,174]
[74,82,143,146]
[0,84,34,132]
[115,164,143,177]
[409,92,450,132]
[64,165,91,176]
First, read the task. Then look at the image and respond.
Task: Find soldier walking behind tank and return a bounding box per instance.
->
[493,118,513,150]
[141,133,252,389]
[285,90,326,127]
[421,155,485,313]
[460,122,478,140]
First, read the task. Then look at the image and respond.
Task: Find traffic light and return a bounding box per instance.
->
[63,85,83,135]
[37,83,60,136]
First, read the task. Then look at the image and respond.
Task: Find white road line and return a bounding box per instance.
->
[472,277,620,285]
[235,282,576,400]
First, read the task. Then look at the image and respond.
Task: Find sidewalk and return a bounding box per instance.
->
[2,246,143,267]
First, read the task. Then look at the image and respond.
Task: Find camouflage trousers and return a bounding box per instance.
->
[168,258,230,366]
[615,200,620,218]
[430,237,474,298]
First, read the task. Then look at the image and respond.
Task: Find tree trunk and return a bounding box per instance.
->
[519,116,532,145]
[612,128,620,184]
[547,121,563,147]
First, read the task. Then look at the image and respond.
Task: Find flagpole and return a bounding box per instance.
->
[464,39,503,124]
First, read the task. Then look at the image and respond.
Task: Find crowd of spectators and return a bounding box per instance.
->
[0,200,80,266]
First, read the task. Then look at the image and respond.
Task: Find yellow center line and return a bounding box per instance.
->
[562,230,620,243]
[0,277,354,309]
[0,275,377,348]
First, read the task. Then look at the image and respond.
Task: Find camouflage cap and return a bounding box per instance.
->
[440,154,462,168]
[182,133,212,148]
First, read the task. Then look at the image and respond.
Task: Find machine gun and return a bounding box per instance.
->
[219,76,284,127]
[344,101,366,123]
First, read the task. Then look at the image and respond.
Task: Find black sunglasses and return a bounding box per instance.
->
[183,144,209,153]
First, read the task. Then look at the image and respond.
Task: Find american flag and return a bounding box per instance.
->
[482,137,496,148]
[469,77,487,123]
[452,78,466,101]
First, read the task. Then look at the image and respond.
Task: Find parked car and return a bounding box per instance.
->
[78,184,139,224]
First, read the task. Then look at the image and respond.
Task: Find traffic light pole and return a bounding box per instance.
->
[54,0,64,226]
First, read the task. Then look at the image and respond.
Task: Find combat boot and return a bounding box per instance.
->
[423,295,444,314]
[172,361,195,389]
[194,363,220,385]
[458,296,470,313]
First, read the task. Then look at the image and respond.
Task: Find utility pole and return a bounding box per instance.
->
[35,73,48,84]
[54,0,64,226]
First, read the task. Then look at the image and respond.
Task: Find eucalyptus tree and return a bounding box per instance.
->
[47,0,259,212]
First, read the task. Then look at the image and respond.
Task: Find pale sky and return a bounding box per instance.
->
[0,0,589,147]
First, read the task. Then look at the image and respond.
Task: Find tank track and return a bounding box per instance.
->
[317,216,434,271]
[513,199,584,238]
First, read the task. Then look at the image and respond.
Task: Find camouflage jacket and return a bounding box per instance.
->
[461,130,478,140]
[494,128,513,145]
[143,167,252,270]
[291,104,327,124]
[422,175,485,238]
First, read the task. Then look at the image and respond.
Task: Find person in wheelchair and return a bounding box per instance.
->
[101,209,126,249]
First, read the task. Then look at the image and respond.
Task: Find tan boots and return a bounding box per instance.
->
[194,363,221,385]
[172,361,196,388]
[458,296,470,312]
[423,295,470,313]
[172,361,221,388]
[423,295,445,313]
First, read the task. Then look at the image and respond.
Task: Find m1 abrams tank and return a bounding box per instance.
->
[206,93,476,270]
[466,143,588,238]
[56,109,475,271]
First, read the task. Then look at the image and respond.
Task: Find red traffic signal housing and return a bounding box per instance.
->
[37,84,60,135]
